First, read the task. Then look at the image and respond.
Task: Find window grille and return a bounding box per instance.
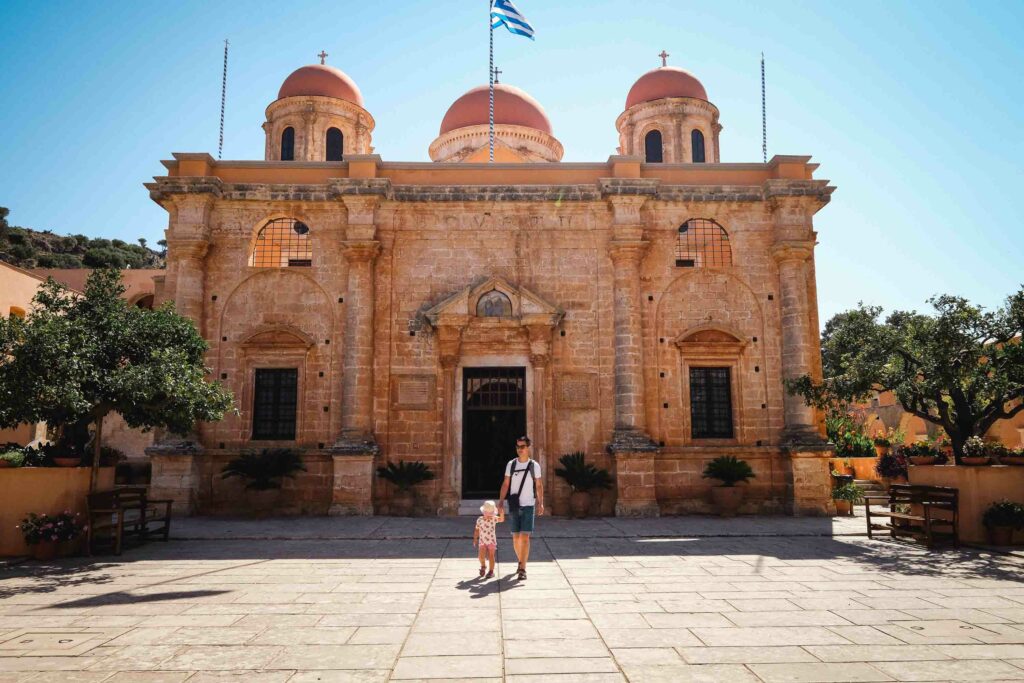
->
[644,129,664,163]
[690,366,733,439]
[464,367,525,410]
[326,127,343,161]
[676,218,732,268]
[691,129,706,163]
[281,127,295,161]
[252,368,298,440]
[250,218,313,268]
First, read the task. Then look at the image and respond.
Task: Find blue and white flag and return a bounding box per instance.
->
[491,0,535,40]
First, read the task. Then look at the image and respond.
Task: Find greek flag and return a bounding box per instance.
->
[491,0,535,40]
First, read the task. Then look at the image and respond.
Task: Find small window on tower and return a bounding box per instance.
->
[326,127,343,161]
[281,127,295,161]
[691,129,706,163]
[644,129,664,163]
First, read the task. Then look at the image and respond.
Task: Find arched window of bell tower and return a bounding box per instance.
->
[281,127,296,161]
[644,130,664,163]
[691,129,706,163]
[326,127,344,162]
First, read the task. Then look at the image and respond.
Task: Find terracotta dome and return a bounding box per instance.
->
[440,83,552,136]
[278,64,364,106]
[625,66,707,109]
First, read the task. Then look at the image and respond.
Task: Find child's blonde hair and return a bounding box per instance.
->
[480,500,497,515]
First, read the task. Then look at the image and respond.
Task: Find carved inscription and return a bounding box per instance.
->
[391,375,436,410]
[557,373,597,410]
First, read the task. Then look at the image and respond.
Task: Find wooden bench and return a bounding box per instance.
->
[86,487,172,555]
[864,484,959,547]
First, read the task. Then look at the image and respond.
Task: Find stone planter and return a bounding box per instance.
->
[710,486,744,517]
[910,464,1024,544]
[245,488,282,516]
[29,541,59,561]
[53,458,81,468]
[1000,456,1024,466]
[0,460,14,469]
[986,526,1014,546]
[908,456,937,466]
[833,499,853,516]
[390,489,414,517]
[570,491,591,519]
[960,457,990,466]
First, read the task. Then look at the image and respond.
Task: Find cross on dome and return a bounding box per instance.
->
[659,50,669,67]
[317,50,328,65]
[492,66,502,83]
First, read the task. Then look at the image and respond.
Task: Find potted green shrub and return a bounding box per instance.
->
[17,511,87,561]
[702,456,755,517]
[872,435,891,458]
[376,461,436,516]
[221,449,306,514]
[0,448,25,469]
[875,450,908,488]
[961,436,991,466]
[981,499,1024,546]
[1002,447,1024,466]
[554,451,613,518]
[832,482,862,516]
[902,441,940,466]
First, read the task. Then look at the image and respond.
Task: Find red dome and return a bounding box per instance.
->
[625,66,707,109]
[278,64,364,106]
[440,83,552,136]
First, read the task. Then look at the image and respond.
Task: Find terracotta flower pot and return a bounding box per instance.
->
[569,491,591,519]
[391,489,414,517]
[908,456,937,466]
[0,460,12,469]
[30,541,59,561]
[834,499,853,516]
[960,457,990,466]
[999,456,1024,466]
[711,486,744,517]
[53,457,81,468]
[987,526,1014,546]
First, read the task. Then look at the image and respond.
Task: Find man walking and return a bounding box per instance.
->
[498,435,543,580]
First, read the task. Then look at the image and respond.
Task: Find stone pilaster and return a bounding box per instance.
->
[163,194,213,329]
[146,440,202,515]
[612,450,660,518]
[437,326,463,516]
[790,451,835,516]
[329,453,375,516]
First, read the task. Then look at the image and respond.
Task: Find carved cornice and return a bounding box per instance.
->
[599,178,661,197]
[391,185,600,202]
[146,176,223,204]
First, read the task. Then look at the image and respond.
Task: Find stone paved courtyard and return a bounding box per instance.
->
[2,517,1024,682]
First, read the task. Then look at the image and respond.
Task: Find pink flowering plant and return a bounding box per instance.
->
[17,511,87,545]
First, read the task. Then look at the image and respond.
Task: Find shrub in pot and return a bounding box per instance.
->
[702,456,755,517]
[17,511,87,560]
[832,482,862,516]
[1002,447,1024,466]
[902,441,943,466]
[981,499,1024,546]
[875,450,907,487]
[554,451,613,518]
[960,436,991,466]
[376,461,435,516]
[221,449,306,514]
[872,436,891,458]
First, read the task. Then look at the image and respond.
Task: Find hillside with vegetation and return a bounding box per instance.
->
[0,206,165,269]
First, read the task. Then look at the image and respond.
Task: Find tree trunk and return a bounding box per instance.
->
[949,431,966,466]
[90,414,104,492]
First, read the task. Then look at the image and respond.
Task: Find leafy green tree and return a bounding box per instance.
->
[787,289,1024,463]
[0,269,234,489]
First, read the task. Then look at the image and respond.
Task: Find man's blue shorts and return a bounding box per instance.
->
[508,505,535,534]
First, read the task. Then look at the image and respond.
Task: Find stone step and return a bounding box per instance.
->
[458,499,489,516]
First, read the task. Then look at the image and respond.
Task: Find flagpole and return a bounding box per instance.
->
[489,0,495,163]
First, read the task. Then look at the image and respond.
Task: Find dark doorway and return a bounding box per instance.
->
[462,367,526,498]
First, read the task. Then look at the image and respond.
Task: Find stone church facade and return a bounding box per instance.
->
[146,59,836,517]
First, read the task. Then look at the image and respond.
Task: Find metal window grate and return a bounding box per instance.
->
[252,368,298,440]
[690,366,734,439]
[464,367,525,411]
[251,218,312,268]
[676,218,732,268]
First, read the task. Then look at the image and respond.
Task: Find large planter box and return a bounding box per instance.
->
[0,467,115,557]
[909,465,1024,545]
[830,457,880,481]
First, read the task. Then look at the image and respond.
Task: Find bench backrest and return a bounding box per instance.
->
[888,484,958,507]
[88,486,148,510]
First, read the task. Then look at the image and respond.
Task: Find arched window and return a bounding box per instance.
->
[676,218,732,268]
[644,130,664,163]
[280,127,295,161]
[691,129,706,163]
[133,295,154,310]
[325,127,344,161]
[250,218,313,268]
[476,290,513,317]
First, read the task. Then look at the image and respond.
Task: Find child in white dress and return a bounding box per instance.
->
[473,500,504,579]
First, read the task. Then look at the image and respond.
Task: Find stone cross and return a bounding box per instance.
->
[659,50,669,67]
[318,50,328,65]
[493,66,502,83]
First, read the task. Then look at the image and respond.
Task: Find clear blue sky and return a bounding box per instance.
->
[1,0,1021,324]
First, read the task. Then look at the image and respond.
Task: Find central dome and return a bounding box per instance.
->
[625,66,707,110]
[278,64,364,107]
[440,83,552,136]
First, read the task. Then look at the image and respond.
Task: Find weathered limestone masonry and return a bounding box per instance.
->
[145,61,836,517]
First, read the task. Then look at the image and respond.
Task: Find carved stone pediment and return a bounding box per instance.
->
[423,276,563,330]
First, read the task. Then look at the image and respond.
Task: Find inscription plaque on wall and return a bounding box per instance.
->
[391,375,436,411]
[557,373,598,410]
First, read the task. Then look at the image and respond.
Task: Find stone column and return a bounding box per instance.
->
[165,239,209,329]
[605,196,659,516]
[437,324,464,516]
[771,242,818,441]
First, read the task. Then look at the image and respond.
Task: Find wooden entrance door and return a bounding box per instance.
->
[461,367,526,498]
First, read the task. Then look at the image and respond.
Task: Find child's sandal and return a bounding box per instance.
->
[485,570,494,579]
[479,565,486,578]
